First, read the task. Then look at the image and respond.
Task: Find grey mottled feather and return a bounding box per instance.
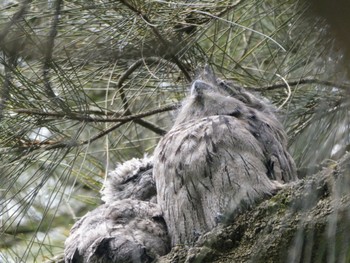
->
[153,67,297,245]
[65,67,297,260]
[64,199,170,263]
[65,157,168,263]
[101,156,156,203]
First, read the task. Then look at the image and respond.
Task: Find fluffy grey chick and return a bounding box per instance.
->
[101,156,156,204]
[153,67,297,246]
[65,157,169,263]
[64,199,170,263]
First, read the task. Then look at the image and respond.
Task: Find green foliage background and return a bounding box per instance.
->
[0,0,349,262]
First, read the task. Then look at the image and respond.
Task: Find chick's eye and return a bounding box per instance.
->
[122,174,139,184]
[191,80,212,96]
[218,80,237,97]
[218,81,230,91]
[227,109,242,117]
[218,80,225,86]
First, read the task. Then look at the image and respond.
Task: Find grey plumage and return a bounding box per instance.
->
[64,157,169,263]
[153,67,297,246]
[65,66,297,261]
[64,199,170,263]
[101,156,156,204]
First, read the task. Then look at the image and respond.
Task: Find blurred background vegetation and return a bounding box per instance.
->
[0,0,349,262]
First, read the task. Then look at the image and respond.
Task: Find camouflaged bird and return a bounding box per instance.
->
[64,157,169,263]
[101,156,156,204]
[153,67,297,246]
[64,66,297,261]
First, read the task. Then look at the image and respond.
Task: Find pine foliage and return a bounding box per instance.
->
[0,0,349,261]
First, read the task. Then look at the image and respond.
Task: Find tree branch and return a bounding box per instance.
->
[118,0,192,82]
[111,57,178,106]
[42,0,68,111]
[0,55,17,121]
[0,0,31,49]
[11,104,179,152]
[111,56,180,135]
[247,78,350,92]
[13,104,178,123]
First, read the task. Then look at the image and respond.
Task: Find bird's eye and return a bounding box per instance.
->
[191,80,212,96]
[249,114,256,119]
[218,80,237,97]
[152,215,166,223]
[122,174,139,184]
[227,109,242,118]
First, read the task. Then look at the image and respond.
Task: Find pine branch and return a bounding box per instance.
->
[248,78,350,92]
[13,104,178,123]
[42,0,68,111]
[118,0,192,82]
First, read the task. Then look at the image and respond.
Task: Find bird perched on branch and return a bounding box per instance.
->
[153,66,297,246]
[64,157,170,263]
[101,156,156,204]
[64,66,297,262]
